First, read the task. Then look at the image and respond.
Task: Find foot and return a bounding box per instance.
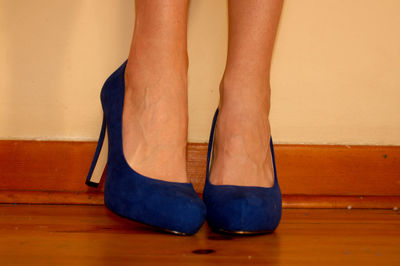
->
[122,53,189,183]
[209,81,275,187]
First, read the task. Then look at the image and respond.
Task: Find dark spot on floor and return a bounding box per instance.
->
[192,249,216,255]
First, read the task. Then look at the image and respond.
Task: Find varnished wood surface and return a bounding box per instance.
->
[1,140,399,205]
[1,190,399,210]
[0,205,399,265]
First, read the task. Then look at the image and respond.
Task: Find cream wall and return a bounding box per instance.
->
[1,0,399,145]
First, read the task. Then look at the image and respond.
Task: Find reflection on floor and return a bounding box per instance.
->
[0,205,399,265]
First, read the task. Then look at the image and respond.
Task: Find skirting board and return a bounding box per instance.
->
[0,140,399,209]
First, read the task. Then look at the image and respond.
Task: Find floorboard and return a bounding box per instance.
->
[0,205,399,265]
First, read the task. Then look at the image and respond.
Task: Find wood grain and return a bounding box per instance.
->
[0,140,399,206]
[1,190,399,210]
[0,204,399,265]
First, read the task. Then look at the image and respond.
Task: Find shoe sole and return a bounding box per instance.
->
[213,228,274,236]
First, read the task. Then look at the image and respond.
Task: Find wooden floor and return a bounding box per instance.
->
[0,204,399,265]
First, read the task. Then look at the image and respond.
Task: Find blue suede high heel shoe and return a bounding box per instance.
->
[203,109,282,234]
[85,60,206,235]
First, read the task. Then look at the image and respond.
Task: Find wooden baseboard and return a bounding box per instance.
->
[1,140,399,208]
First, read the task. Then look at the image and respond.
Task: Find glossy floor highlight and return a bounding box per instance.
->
[1,204,399,265]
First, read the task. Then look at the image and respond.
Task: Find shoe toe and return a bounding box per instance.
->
[148,185,206,235]
[205,188,281,233]
[106,180,206,235]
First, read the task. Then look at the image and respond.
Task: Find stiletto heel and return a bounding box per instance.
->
[86,114,108,188]
[203,109,282,234]
[85,60,206,235]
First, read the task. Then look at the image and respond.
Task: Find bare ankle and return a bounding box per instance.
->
[218,78,271,116]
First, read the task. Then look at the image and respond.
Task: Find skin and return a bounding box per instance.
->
[122,0,283,187]
[123,0,189,182]
[212,0,283,187]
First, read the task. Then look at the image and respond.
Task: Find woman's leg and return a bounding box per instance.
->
[210,0,284,187]
[123,0,189,182]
